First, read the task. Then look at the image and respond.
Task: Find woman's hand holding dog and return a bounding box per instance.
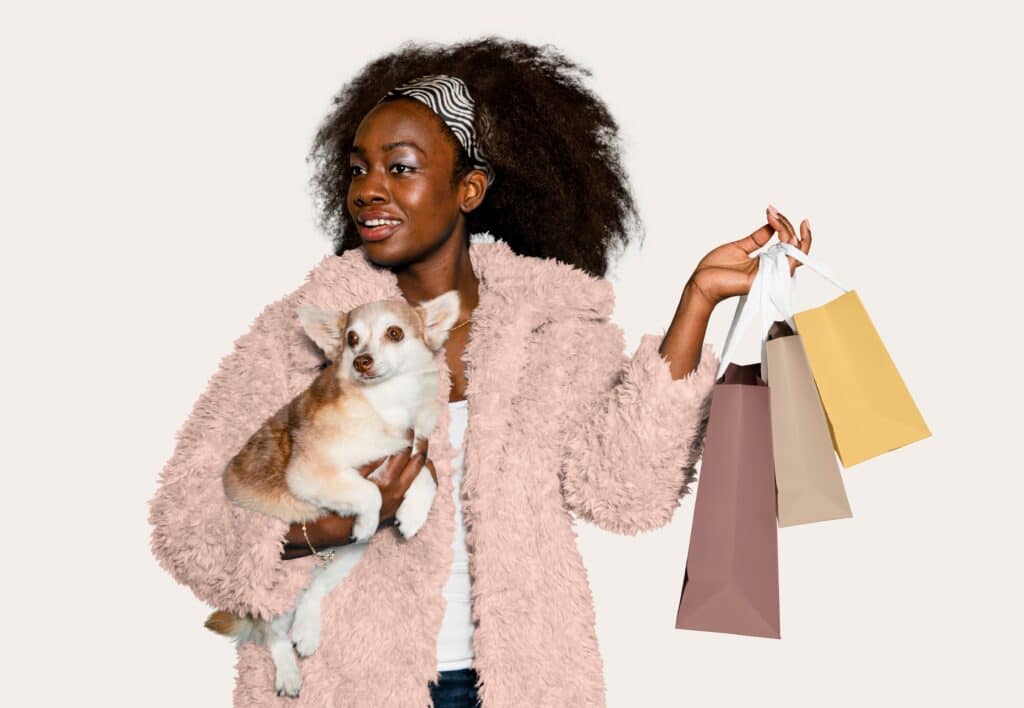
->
[370,431,438,527]
[281,431,437,559]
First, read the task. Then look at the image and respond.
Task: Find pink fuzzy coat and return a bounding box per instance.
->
[148,233,720,707]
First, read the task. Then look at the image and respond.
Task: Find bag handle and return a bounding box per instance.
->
[714,237,850,382]
[772,239,850,294]
[715,245,777,382]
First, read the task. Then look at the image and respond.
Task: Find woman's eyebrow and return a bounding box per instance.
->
[350,140,425,155]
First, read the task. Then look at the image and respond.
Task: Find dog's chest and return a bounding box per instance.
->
[302,396,408,466]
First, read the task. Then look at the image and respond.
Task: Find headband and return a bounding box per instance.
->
[378,74,496,186]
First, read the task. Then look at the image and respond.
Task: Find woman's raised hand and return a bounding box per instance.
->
[687,204,813,309]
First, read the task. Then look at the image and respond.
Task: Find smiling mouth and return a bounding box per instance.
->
[357,219,403,242]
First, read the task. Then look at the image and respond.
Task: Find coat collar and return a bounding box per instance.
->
[285,232,615,380]
[292,232,614,324]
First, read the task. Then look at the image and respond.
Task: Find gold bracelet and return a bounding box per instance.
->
[301,521,335,563]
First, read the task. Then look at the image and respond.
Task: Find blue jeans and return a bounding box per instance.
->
[428,667,482,707]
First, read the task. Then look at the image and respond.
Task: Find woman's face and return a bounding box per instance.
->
[347,98,485,267]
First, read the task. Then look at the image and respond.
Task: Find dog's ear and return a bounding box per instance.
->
[414,290,461,352]
[297,305,348,362]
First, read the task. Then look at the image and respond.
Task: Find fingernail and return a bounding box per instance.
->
[767,204,779,218]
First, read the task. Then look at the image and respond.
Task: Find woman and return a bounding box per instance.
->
[149,37,811,707]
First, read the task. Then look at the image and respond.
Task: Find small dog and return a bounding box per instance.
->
[204,290,459,697]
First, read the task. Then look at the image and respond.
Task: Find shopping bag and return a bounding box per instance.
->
[675,361,781,639]
[770,245,933,468]
[760,250,853,526]
[766,323,853,526]
[711,241,852,527]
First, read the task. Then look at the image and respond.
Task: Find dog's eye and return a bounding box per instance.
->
[347,331,358,347]
[386,326,403,342]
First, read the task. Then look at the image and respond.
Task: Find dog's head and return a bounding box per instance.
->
[297,290,460,384]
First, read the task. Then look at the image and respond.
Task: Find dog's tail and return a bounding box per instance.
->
[204,610,268,645]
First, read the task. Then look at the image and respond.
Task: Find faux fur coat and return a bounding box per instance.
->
[148,232,720,707]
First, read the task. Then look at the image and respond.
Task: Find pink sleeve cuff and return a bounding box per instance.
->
[560,327,720,535]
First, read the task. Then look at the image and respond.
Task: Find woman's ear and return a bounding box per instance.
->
[459,169,489,213]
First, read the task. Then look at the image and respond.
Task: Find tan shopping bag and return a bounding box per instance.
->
[766,320,853,526]
[758,247,853,526]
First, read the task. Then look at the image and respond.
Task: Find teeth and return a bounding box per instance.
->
[363,218,401,227]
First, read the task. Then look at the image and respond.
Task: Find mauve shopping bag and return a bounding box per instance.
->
[675,361,781,639]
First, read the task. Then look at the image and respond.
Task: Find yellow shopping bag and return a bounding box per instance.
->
[782,248,931,468]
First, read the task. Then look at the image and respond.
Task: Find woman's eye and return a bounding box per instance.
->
[348,165,365,176]
[390,163,413,174]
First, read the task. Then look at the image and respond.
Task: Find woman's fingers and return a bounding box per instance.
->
[767,205,812,276]
[359,446,412,486]
[356,432,431,501]
[398,438,430,489]
[768,205,798,245]
[732,221,776,256]
[800,219,812,256]
[356,454,389,478]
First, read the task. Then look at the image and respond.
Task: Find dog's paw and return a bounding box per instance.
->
[289,609,321,658]
[395,467,437,539]
[351,512,379,543]
[275,663,302,698]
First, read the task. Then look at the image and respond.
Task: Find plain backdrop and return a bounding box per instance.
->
[3,1,1020,706]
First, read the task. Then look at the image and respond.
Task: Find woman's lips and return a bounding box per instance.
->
[358,221,402,242]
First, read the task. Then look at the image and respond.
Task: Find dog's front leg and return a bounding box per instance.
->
[334,474,383,542]
[289,467,383,543]
[267,610,303,697]
[289,580,324,659]
[289,552,365,658]
[394,463,438,539]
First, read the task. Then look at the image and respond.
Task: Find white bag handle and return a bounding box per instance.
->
[714,236,850,383]
[715,245,775,383]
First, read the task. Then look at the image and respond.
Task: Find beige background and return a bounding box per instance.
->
[3,0,1019,705]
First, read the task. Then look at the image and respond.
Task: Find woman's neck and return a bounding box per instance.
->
[394,234,480,318]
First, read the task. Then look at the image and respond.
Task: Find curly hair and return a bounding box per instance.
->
[307,36,642,279]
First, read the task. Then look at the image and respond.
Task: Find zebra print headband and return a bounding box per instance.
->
[379,74,496,186]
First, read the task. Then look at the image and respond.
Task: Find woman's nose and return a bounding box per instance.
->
[354,169,389,205]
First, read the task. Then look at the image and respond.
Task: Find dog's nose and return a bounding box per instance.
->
[353,353,374,373]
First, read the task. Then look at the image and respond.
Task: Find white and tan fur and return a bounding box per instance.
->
[205,290,459,698]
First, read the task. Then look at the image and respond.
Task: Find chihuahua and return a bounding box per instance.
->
[204,290,460,697]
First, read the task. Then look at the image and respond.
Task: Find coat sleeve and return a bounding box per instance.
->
[147,296,317,621]
[557,316,720,535]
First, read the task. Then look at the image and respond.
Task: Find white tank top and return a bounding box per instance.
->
[435,397,474,670]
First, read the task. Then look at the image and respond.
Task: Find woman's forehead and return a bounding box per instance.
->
[351,98,453,156]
